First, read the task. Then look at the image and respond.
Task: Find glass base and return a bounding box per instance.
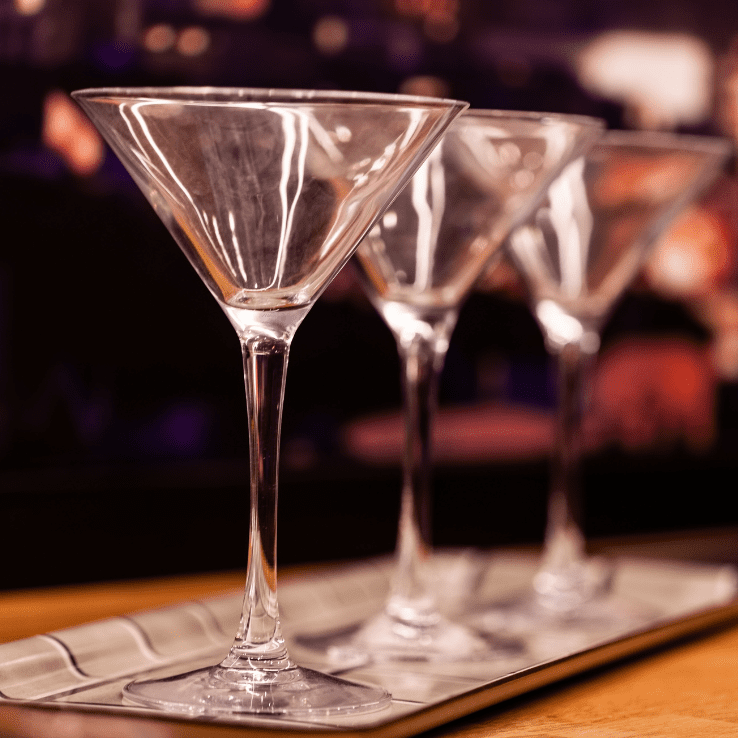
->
[123,664,391,717]
[532,555,614,614]
[472,591,656,662]
[467,557,659,661]
[318,611,514,665]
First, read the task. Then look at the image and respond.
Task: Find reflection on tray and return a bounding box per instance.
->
[0,551,736,735]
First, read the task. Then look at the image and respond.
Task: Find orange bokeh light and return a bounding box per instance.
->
[194,0,270,21]
[42,91,104,177]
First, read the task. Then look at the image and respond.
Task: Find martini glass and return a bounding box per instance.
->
[505,130,731,621]
[72,86,466,717]
[315,110,604,664]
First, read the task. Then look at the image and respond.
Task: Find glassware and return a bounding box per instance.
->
[313,110,604,664]
[506,130,732,621]
[72,86,466,717]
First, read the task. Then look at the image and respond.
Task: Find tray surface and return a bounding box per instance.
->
[1,550,736,736]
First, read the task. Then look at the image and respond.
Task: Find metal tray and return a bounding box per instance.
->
[1,549,736,736]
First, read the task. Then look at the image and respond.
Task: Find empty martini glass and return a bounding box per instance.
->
[312,110,604,664]
[72,86,466,717]
[504,130,731,624]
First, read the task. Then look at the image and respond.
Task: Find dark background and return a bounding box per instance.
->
[1,0,738,589]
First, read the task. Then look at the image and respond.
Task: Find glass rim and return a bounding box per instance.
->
[598,127,734,156]
[71,85,469,111]
[458,108,605,131]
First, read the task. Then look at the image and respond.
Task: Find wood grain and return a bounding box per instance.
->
[438,625,738,738]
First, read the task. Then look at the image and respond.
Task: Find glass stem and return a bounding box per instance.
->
[385,318,455,628]
[219,332,293,673]
[540,340,594,584]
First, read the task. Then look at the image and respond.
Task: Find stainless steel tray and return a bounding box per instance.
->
[1,550,736,736]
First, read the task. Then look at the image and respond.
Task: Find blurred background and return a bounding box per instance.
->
[2,0,738,589]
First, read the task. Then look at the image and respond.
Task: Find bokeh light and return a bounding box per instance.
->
[177,26,210,57]
[194,0,270,21]
[577,31,714,130]
[142,23,177,54]
[13,0,45,16]
[398,74,450,98]
[42,91,104,177]
[313,15,349,56]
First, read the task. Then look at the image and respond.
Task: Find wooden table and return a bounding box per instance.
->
[0,555,737,738]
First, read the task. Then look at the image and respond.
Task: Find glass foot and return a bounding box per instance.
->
[321,611,512,665]
[123,664,391,717]
[532,556,614,614]
[472,588,656,662]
